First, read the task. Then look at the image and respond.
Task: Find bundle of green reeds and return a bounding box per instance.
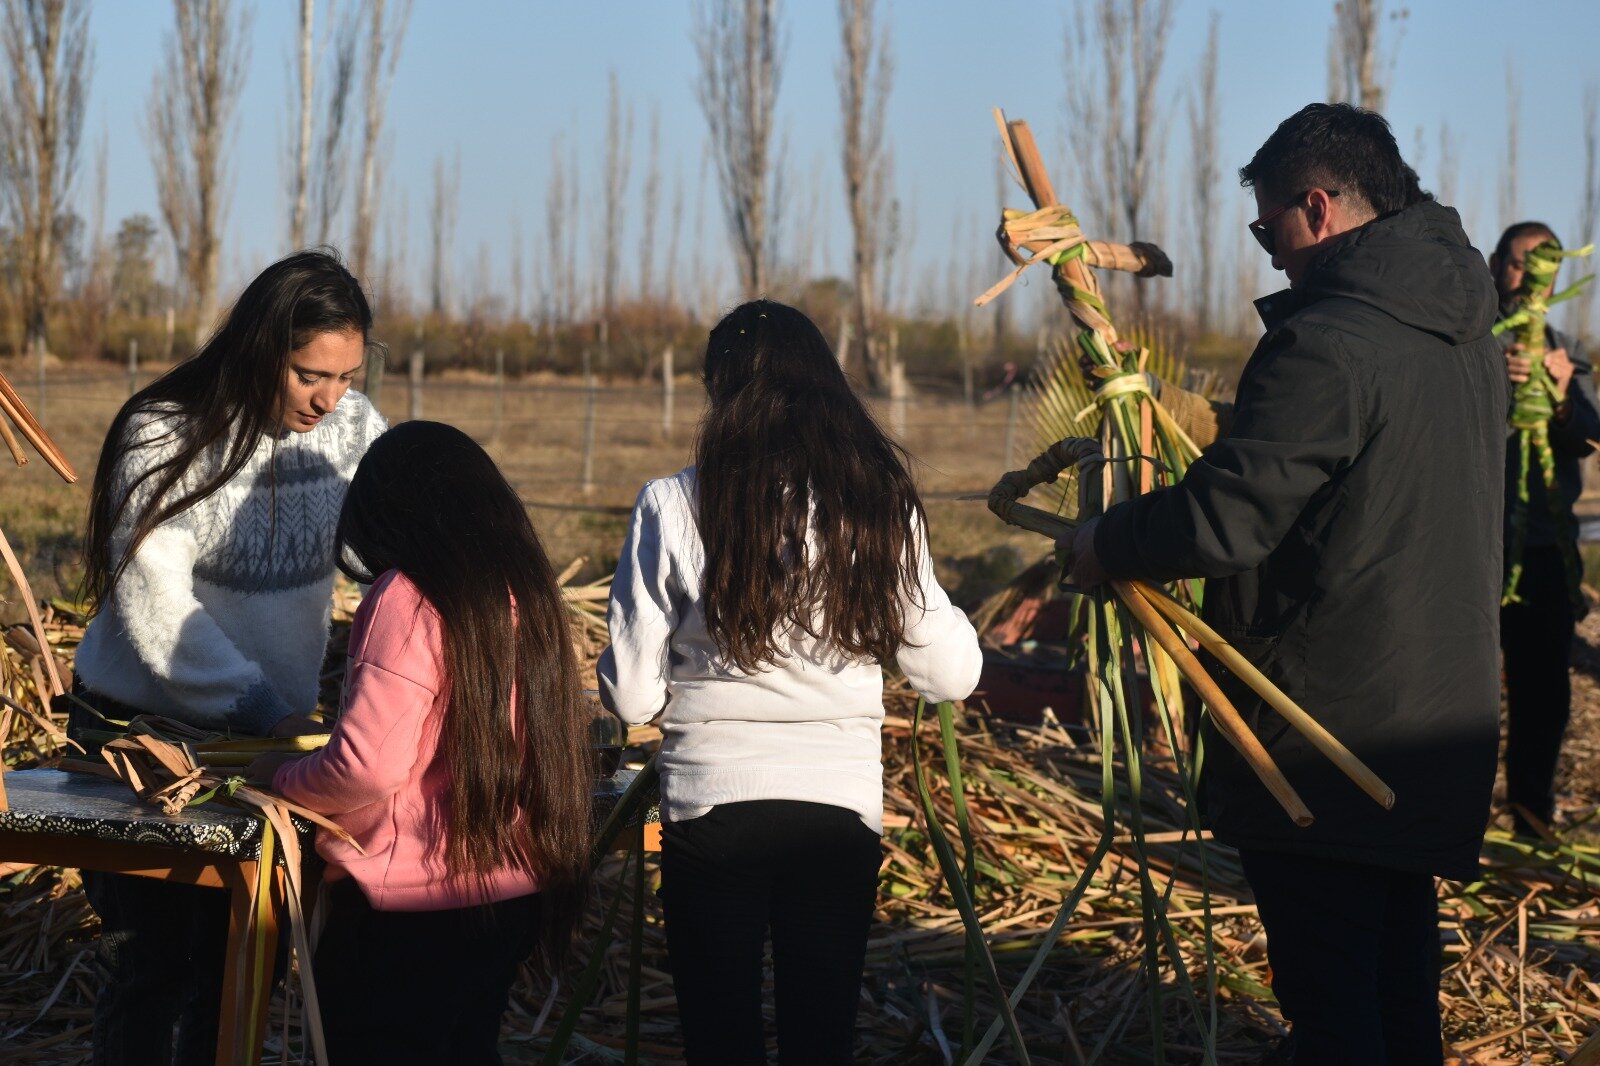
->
[947,111,1400,1064]
[1496,237,1596,611]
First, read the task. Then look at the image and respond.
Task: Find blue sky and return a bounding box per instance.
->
[85,1,1600,323]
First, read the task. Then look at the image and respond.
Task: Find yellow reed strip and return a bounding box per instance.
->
[1113,581,1312,827]
[1130,580,1395,810]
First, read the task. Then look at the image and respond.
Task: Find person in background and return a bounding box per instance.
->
[251,421,592,1065]
[72,250,386,1065]
[1061,103,1504,1064]
[1489,221,1600,838]
[598,300,982,1065]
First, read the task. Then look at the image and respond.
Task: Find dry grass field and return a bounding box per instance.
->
[0,363,1042,607]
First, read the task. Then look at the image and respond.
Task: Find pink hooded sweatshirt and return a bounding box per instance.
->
[273,569,539,911]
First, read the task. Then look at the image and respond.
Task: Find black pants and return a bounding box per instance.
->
[81,871,230,1065]
[660,800,882,1065]
[1501,544,1576,834]
[66,685,233,1066]
[312,878,538,1065]
[1240,849,1442,1066]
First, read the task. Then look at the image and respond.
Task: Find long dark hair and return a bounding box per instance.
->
[694,299,926,672]
[335,421,590,966]
[83,249,372,608]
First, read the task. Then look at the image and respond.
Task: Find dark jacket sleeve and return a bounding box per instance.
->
[1094,323,1364,583]
[1549,334,1600,458]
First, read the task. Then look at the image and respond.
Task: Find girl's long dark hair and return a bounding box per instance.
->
[694,299,926,671]
[83,249,372,608]
[336,421,591,966]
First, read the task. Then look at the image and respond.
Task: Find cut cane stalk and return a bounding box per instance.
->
[1129,580,1396,811]
[1112,582,1313,826]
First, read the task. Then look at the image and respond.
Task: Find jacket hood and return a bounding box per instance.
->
[1256,200,1498,344]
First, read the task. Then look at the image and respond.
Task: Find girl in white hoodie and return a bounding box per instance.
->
[599,300,981,1064]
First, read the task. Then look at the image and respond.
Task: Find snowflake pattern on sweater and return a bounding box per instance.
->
[75,391,387,734]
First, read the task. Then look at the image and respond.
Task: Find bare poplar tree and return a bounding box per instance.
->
[148,0,249,333]
[1326,0,1403,113]
[693,0,784,298]
[838,0,892,388]
[1436,121,1458,209]
[508,214,524,322]
[0,0,91,354]
[290,0,314,250]
[663,170,685,315]
[598,70,633,358]
[639,104,661,305]
[427,153,459,317]
[311,4,358,245]
[351,0,409,280]
[1186,12,1220,334]
[1501,59,1520,225]
[1575,83,1599,339]
[545,137,568,325]
[1063,0,1175,313]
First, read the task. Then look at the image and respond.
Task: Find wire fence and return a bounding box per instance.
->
[16,355,1034,511]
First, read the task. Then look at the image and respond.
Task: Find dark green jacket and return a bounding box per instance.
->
[1096,201,1505,879]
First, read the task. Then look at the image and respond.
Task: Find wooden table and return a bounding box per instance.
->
[0,767,658,1064]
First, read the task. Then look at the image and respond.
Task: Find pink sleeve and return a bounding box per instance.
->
[273,572,443,815]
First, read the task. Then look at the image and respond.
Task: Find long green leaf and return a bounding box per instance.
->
[912,698,1033,1065]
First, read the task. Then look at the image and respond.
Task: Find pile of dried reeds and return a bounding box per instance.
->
[6,602,1600,1063]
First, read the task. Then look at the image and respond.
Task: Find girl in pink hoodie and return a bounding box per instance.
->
[250,421,592,1065]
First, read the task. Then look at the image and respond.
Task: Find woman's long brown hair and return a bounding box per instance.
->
[83,250,372,609]
[694,300,926,671]
[335,421,591,967]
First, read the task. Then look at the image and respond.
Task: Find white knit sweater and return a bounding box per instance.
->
[75,392,387,734]
[596,467,983,832]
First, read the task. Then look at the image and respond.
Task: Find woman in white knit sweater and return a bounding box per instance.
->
[598,300,981,1064]
[73,250,386,1065]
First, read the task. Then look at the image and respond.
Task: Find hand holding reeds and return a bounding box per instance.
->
[987,438,1396,824]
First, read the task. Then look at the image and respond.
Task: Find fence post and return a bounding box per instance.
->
[835,315,852,369]
[493,348,505,442]
[409,343,425,422]
[661,345,675,439]
[888,331,908,439]
[34,338,45,423]
[363,345,386,413]
[959,325,974,409]
[127,339,139,397]
[581,349,596,495]
[164,306,175,361]
[1004,384,1020,468]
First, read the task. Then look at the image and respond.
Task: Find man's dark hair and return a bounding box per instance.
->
[1492,221,1559,263]
[1240,102,1432,217]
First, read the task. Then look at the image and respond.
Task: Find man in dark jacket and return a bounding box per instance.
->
[1490,221,1600,837]
[1064,104,1505,1063]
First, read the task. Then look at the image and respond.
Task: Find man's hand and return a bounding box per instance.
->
[269,713,328,738]
[1506,343,1534,385]
[244,750,304,787]
[1505,343,1576,394]
[1055,516,1108,589]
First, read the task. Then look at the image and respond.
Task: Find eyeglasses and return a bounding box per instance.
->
[1249,189,1340,256]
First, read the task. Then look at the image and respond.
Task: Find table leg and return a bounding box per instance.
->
[215,860,281,1065]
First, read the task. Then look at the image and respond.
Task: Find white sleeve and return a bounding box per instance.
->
[596,483,678,725]
[894,518,983,705]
